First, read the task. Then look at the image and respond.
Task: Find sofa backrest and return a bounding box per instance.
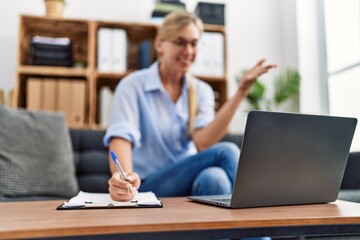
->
[341,152,360,189]
[69,130,245,193]
[70,129,360,193]
[70,129,110,193]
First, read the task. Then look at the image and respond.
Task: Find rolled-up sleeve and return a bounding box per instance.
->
[103,78,141,148]
[103,122,141,148]
[194,81,215,129]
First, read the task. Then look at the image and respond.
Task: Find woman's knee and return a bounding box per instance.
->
[191,167,232,195]
[211,142,240,163]
[218,141,240,155]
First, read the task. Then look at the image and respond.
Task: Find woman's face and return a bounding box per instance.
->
[157,23,201,74]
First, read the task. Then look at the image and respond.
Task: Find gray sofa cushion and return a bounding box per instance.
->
[70,129,110,193]
[338,189,360,203]
[0,107,78,199]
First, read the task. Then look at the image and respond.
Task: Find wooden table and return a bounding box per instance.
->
[1,198,360,239]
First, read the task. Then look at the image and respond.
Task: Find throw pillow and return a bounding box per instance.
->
[0,106,79,198]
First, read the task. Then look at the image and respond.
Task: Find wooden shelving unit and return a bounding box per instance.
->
[15,15,227,128]
[18,65,89,77]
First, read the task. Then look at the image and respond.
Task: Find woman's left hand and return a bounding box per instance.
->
[238,59,277,97]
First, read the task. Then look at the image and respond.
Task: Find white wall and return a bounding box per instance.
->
[296,0,329,115]
[0,1,43,98]
[229,0,299,132]
[0,0,298,133]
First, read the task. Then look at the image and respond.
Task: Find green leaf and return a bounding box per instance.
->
[273,68,301,105]
[239,67,301,112]
[246,80,265,111]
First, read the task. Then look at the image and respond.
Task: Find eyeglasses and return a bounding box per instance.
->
[166,38,198,50]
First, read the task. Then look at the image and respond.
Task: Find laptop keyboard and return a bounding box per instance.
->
[211,198,231,203]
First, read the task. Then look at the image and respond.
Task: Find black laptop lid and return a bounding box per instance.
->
[230,111,357,208]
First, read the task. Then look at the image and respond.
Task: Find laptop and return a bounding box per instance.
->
[188,111,357,208]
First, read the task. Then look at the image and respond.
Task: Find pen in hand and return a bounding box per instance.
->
[110,150,133,193]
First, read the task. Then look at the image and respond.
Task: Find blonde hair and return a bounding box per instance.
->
[157,11,204,40]
[187,75,198,134]
[157,11,202,135]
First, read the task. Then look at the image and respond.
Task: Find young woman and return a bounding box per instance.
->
[104,11,276,202]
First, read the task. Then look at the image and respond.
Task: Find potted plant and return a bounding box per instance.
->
[44,0,66,18]
[237,68,301,112]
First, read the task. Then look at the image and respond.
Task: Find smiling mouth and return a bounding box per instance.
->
[177,57,193,66]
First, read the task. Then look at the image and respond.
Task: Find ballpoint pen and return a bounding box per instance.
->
[110,150,133,193]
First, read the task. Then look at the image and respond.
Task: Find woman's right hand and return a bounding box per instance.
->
[237,59,277,98]
[108,171,141,201]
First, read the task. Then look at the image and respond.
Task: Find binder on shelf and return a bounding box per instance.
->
[99,86,114,127]
[138,40,154,69]
[192,32,224,77]
[211,32,225,76]
[26,78,42,111]
[43,78,57,111]
[97,28,128,73]
[57,79,72,124]
[70,81,86,128]
[113,28,127,73]
[57,79,86,127]
[97,28,113,72]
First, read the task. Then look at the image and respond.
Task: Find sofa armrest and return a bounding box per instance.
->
[341,152,360,190]
[220,134,243,148]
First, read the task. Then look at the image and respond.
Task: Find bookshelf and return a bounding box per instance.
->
[15,15,227,128]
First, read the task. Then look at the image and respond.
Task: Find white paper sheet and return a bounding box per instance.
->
[62,191,161,208]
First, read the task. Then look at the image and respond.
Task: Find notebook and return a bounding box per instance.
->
[188,111,357,208]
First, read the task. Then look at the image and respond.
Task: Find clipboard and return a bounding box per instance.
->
[56,191,163,210]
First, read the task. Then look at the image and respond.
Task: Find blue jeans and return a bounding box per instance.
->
[139,142,239,196]
[139,142,270,240]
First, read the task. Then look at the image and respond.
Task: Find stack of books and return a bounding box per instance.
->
[151,0,186,23]
[28,36,72,67]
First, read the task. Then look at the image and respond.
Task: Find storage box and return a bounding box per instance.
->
[195,2,225,25]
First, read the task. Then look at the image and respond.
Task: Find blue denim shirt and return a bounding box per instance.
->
[103,62,215,179]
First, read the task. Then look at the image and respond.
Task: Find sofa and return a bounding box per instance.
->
[71,129,360,203]
[1,128,360,203]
